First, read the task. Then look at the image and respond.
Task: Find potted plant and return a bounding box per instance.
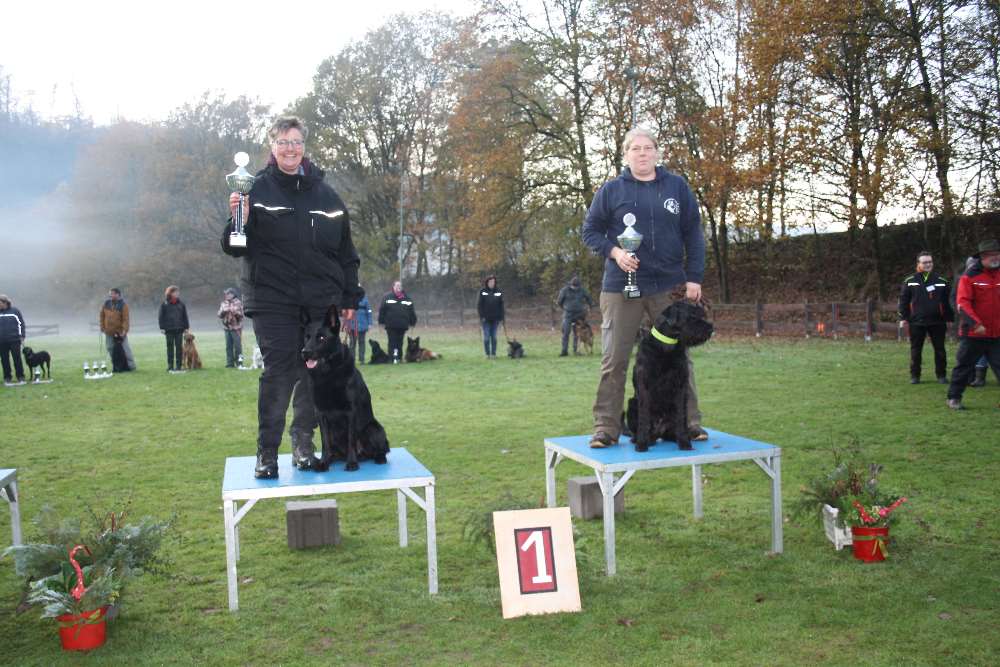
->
[3,502,171,650]
[795,450,862,550]
[834,468,907,562]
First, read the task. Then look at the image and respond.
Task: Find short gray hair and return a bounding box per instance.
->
[623,127,658,152]
[268,116,309,142]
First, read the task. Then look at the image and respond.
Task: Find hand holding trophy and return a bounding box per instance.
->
[226,152,256,248]
[617,212,643,299]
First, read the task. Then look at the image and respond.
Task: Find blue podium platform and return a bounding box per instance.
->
[544,429,782,575]
[0,468,22,547]
[221,448,436,611]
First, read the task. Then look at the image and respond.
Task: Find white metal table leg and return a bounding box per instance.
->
[545,447,557,508]
[224,500,239,611]
[771,455,783,553]
[4,480,22,546]
[601,471,617,575]
[398,489,409,547]
[691,464,704,519]
[425,484,438,594]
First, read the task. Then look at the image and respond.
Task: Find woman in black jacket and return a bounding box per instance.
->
[378,280,417,363]
[477,276,504,359]
[158,285,189,371]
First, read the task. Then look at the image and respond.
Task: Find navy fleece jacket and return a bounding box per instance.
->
[582,165,705,295]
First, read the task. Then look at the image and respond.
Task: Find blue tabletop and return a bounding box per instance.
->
[222,447,432,494]
[545,429,778,467]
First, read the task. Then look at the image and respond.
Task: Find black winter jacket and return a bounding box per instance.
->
[898,271,954,325]
[221,159,363,316]
[477,281,505,322]
[0,306,25,342]
[378,292,417,330]
[158,300,190,332]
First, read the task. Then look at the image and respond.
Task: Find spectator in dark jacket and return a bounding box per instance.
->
[222,116,362,478]
[898,251,954,384]
[947,239,1000,409]
[158,285,190,371]
[0,294,26,384]
[477,276,505,359]
[556,276,594,356]
[378,280,416,363]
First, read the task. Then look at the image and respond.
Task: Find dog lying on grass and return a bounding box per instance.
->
[367,340,391,364]
[507,339,524,359]
[182,332,202,369]
[22,346,51,379]
[302,306,390,472]
[405,336,441,362]
[624,301,713,452]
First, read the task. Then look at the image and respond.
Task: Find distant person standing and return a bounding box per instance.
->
[218,288,245,368]
[158,285,190,372]
[477,276,505,359]
[348,292,372,364]
[378,280,416,364]
[0,294,27,385]
[947,239,1000,409]
[898,251,954,384]
[556,275,594,356]
[99,288,136,371]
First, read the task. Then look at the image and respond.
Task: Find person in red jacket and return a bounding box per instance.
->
[946,239,1000,409]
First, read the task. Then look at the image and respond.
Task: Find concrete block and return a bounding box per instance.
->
[286,499,341,549]
[567,476,624,520]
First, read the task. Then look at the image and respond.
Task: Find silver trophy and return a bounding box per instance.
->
[226,152,256,248]
[617,212,643,299]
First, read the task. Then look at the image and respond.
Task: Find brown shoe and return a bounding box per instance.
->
[690,427,709,441]
[589,432,616,448]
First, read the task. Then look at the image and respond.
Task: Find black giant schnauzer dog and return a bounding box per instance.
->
[22,346,51,379]
[302,306,390,472]
[624,301,713,452]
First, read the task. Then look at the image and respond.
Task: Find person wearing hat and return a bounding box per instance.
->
[946,239,1000,409]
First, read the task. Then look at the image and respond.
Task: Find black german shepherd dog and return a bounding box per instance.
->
[624,301,714,452]
[367,339,391,365]
[302,306,390,472]
[22,346,51,379]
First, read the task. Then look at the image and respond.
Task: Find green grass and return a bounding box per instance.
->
[1,329,998,665]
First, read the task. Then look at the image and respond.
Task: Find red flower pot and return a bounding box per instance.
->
[851,526,889,562]
[57,606,108,651]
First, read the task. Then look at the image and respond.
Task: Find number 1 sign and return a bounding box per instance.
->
[493,507,581,619]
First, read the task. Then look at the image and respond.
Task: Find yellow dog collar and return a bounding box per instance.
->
[650,327,678,345]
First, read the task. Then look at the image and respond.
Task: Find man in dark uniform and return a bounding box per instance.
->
[898,251,954,384]
[223,116,362,478]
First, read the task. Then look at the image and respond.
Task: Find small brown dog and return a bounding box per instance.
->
[572,318,594,355]
[182,331,203,369]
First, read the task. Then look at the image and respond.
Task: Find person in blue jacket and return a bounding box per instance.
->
[581,126,707,449]
[348,291,373,364]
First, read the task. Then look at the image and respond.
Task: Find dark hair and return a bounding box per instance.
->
[110,288,122,296]
[268,116,309,142]
[916,251,933,261]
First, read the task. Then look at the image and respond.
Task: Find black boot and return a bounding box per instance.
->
[969,366,987,387]
[254,447,279,479]
[291,432,320,471]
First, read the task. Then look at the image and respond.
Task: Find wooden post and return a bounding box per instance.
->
[831,303,839,339]
[804,302,810,338]
[865,299,875,341]
[755,301,764,337]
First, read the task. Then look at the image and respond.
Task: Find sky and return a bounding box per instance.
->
[0,0,475,125]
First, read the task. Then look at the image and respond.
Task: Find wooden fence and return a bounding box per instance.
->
[25,324,59,337]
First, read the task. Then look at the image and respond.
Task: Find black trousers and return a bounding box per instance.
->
[948,337,1000,400]
[164,330,183,369]
[909,323,947,379]
[386,328,406,362]
[0,340,25,381]
[251,309,324,453]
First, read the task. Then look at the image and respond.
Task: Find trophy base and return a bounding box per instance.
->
[623,286,642,299]
[229,233,247,248]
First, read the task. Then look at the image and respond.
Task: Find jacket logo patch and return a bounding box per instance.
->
[663,198,679,214]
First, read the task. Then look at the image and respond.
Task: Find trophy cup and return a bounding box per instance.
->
[226,152,256,248]
[83,362,90,379]
[617,213,643,299]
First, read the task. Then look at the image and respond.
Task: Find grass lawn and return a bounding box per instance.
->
[1,328,998,665]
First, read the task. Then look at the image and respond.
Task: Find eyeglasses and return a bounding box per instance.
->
[274,139,304,149]
[628,144,657,153]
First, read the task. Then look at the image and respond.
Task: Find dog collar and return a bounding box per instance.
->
[650,327,678,346]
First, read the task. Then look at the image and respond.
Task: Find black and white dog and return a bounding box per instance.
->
[302,306,390,472]
[624,301,713,452]
[22,346,51,379]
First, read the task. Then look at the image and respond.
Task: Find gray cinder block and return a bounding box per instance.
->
[286,499,341,549]
[567,476,624,520]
